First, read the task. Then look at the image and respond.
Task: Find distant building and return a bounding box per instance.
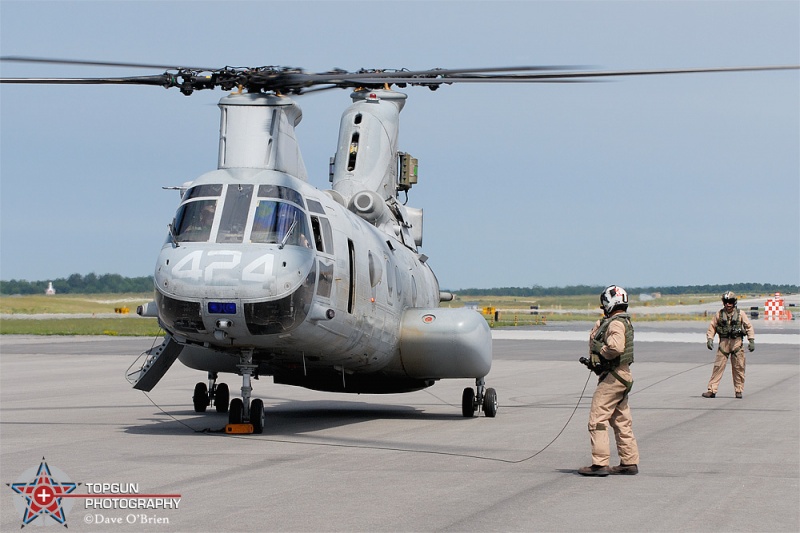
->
[45,282,56,295]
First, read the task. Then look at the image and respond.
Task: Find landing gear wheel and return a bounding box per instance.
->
[250,399,265,434]
[192,382,208,413]
[462,387,476,418]
[229,398,244,425]
[483,387,498,418]
[214,383,230,413]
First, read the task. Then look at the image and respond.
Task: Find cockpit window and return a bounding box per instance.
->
[173,200,216,242]
[183,184,223,201]
[250,201,312,248]
[257,185,305,208]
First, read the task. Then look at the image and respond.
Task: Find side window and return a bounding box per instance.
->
[316,260,333,298]
[307,198,325,214]
[310,216,335,254]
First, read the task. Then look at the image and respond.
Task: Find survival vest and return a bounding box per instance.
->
[716,308,745,339]
[592,313,634,369]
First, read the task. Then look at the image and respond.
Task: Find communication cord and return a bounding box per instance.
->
[141,361,712,464]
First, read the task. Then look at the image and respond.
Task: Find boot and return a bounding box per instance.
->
[702,391,715,398]
[735,392,742,399]
[610,464,639,475]
[578,465,610,477]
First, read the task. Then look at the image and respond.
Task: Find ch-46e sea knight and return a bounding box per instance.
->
[2,58,796,432]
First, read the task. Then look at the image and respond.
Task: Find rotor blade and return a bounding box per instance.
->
[0,74,175,86]
[302,65,583,83]
[449,65,800,80]
[0,56,215,71]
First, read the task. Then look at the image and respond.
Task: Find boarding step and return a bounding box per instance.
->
[126,335,183,391]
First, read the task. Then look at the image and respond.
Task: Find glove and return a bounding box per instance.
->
[748,339,755,352]
[707,339,714,350]
[591,339,604,354]
[590,352,601,367]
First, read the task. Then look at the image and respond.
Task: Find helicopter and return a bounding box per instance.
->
[1,58,797,433]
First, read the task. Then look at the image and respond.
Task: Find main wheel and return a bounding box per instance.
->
[461,387,476,418]
[250,399,265,434]
[483,387,498,418]
[192,382,208,413]
[214,383,230,413]
[228,398,244,425]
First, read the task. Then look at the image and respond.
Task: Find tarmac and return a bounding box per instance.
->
[1,320,798,532]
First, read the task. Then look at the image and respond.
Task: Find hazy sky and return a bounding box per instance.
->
[1,1,798,290]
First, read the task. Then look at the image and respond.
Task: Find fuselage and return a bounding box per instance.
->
[155,167,449,391]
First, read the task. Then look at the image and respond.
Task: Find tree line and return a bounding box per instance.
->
[1,275,796,297]
[0,273,155,295]
[452,283,798,297]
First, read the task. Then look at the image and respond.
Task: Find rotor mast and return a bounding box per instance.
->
[217,92,308,180]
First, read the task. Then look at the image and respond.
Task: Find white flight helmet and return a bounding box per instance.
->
[600,285,629,316]
[722,291,737,306]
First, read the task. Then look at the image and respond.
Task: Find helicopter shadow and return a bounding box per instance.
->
[124,399,462,437]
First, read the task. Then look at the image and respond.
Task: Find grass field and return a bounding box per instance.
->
[0,317,162,336]
[0,292,153,315]
[0,293,159,335]
[0,291,727,336]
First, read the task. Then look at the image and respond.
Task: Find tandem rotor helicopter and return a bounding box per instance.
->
[1,57,796,433]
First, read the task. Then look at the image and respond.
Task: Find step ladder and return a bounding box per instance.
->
[126,335,184,391]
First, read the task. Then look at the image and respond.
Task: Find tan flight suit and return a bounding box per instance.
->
[588,315,640,467]
[706,308,755,395]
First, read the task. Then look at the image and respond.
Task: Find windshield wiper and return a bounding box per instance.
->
[278,219,297,249]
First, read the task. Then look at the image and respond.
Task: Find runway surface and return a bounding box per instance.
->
[1,321,798,532]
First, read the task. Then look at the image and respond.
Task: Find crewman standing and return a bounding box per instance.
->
[702,291,755,399]
[578,285,640,477]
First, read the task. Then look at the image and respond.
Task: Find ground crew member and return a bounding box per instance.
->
[702,291,755,399]
[578,285,640,477]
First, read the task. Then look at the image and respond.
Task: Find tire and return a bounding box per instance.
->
[483,388,498,418]
[192,382,208,413]
[250,399,265,434]
[228,398,244,425]
[215,383,229,413]
[462,387,476,418]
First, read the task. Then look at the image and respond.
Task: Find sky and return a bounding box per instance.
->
[1,1,798,290]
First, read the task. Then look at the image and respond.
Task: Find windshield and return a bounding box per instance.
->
[173,200,216,242]
[251,201,312,248]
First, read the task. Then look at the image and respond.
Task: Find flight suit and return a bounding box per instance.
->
[706,308,755,395]
[587,315,640,468]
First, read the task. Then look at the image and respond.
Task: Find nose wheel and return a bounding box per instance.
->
[462,377,497,418]
[192,372,230,413]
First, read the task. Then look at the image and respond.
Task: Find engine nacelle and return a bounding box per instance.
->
[398,308,492,379]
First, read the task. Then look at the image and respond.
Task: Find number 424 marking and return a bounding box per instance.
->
[170,251,274,282]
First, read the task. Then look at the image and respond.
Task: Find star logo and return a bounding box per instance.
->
[7,457,78,528]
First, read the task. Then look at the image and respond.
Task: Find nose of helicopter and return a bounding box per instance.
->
[153,244,317,340]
